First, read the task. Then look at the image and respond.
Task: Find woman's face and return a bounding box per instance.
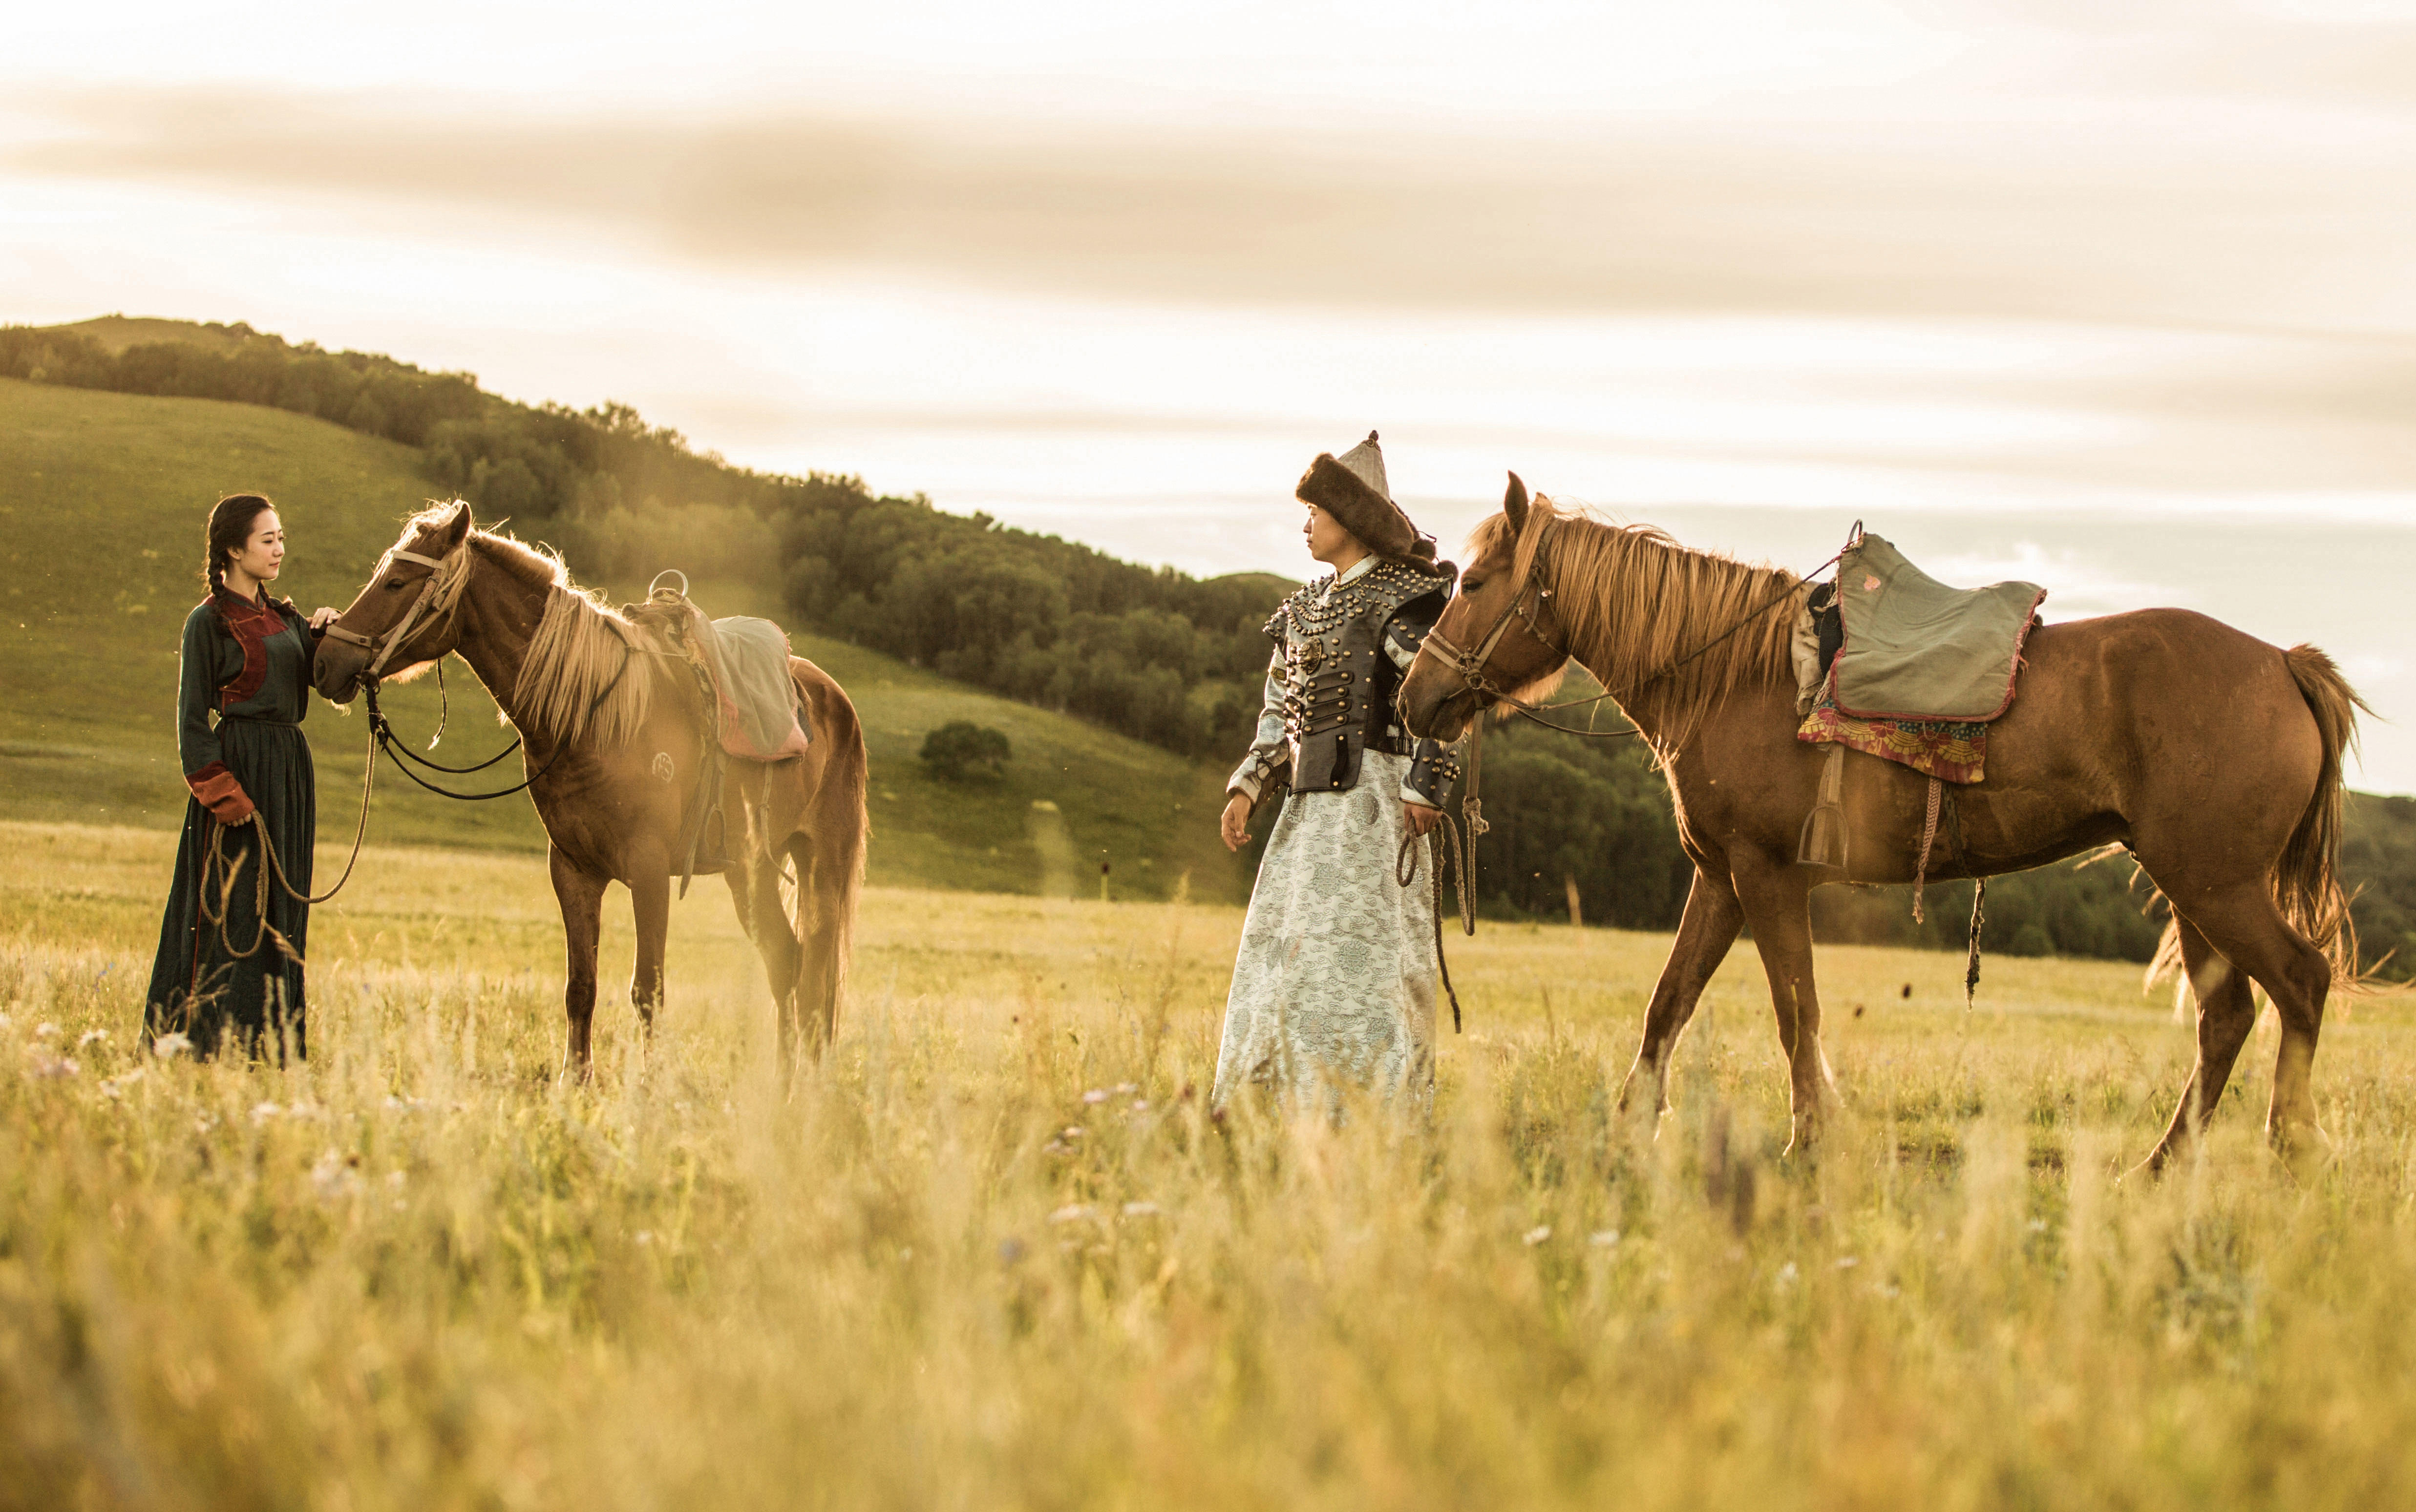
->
[229,509,285,586]
[1302,504,1362,567]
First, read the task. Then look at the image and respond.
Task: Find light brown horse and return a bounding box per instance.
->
[1400,479,2366,1173]
[313,502,868,1077]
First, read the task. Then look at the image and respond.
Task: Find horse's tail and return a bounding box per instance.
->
[2277,644,2369,987]
[2145,644,2370,1002]
[812,674,869,1007]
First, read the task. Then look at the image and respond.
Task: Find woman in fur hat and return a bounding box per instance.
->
[1213,433,1459,1114]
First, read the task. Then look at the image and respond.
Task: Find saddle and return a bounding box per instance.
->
[623,576,814,893]
[1795,533,2046,723]
[1791,533,2046,878]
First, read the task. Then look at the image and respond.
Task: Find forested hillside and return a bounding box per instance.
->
[1,319,1284,760]
[7,315,2408,975]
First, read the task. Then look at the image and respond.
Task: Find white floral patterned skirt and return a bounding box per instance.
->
[1211,751,1438,1114]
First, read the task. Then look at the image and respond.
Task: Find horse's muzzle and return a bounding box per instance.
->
[1398,669,1477,744]
[312,644,369,705]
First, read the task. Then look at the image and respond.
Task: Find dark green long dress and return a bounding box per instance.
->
[144,589,319,1060]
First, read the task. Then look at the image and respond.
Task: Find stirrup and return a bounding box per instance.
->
[1797,743,1849,870]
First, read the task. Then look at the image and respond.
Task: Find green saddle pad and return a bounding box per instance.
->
[1830,534,2046,723]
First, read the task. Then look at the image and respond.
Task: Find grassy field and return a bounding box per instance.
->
[0,375,1251,902]
[7,817,2416,1508]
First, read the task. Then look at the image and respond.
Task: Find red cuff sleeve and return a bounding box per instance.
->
[187,762,255,824]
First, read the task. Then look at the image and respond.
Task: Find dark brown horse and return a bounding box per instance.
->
[313,502,868,1076]
[1400,479,2366,1172]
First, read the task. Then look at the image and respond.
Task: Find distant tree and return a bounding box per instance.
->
[920,721,1012,782]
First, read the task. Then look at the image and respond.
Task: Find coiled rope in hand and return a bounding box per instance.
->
[196,719,379,962]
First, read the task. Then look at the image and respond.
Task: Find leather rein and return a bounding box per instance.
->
[1404,514,1844,964]
[1422,514,1845,741]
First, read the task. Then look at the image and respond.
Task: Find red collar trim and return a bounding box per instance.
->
[206,589,292,707]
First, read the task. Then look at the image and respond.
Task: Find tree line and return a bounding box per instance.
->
[7,318,2409,977]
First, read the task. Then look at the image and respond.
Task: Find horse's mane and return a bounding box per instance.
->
[1470,496,1801,749]
[380,503,653,751]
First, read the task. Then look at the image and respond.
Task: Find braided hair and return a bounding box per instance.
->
[204,493,276,603]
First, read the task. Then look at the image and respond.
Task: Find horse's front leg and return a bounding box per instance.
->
[1730,845,1835,1155]
[1617,865,1744,1127]
[630,869,671,1041]
[549,843,608,1079]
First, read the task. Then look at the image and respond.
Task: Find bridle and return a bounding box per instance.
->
[1419,515,1640,740]
[1420,516,1567,704]
[321,527,631,801]
[319,543,457,685]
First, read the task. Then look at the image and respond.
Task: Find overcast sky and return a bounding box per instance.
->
[5,0,2413,788]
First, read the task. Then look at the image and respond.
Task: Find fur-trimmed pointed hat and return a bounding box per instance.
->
[1296,431,1448,575]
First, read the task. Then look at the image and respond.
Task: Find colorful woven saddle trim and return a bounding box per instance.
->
[1797,700,1989,785]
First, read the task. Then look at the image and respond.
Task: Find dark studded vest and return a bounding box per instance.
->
[1267,559,1449,795]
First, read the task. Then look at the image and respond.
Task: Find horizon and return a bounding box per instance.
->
[5,1,2413,791]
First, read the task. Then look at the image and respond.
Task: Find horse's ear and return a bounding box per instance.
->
[1504,472,1529,537]
[442,501,473,545]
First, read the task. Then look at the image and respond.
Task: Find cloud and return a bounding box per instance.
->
[1918,540,2181,614]
[13,81,2416,337]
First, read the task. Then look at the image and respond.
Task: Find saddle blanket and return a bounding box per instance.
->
[1797,701,1991,784]
[694,614,812,761]
[1792,532,2045,785]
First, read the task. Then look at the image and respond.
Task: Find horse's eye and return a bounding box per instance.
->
[1461,579,1483,594]
[385,579,407,591]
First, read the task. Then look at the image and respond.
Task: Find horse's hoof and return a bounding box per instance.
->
[2266,1121,2331,1183]
[2118,1154,2168,1185]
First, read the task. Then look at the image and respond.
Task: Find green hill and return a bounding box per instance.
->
[50,314,259,356]
[0,375,1255,903]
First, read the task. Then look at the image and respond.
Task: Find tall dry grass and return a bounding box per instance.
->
[5,819,2416,1510]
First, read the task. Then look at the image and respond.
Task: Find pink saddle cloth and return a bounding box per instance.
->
[695,614,811,761]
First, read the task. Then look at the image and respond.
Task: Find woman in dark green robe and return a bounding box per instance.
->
[145,494,339,1061]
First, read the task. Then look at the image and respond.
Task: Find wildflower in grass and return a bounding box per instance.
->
[152,1032,191,1059]
[1523,1226,1552,1246]
[1589,1230,1621,1248]
[309,1149,361,1200]
[1050,1205,1098,1224]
